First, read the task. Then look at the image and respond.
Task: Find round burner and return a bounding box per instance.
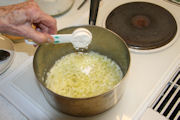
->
[105,2,177,50]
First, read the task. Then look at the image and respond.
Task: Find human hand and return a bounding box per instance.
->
[0,0,57,43]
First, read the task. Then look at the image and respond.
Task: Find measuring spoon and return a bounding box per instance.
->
[25,28,92,49]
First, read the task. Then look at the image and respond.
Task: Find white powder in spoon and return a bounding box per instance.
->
[71,28,92,50]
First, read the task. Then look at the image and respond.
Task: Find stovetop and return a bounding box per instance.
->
[97,0,180,53]
[0,0,180,120]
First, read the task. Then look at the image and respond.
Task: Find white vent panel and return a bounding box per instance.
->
[152,68,180,120]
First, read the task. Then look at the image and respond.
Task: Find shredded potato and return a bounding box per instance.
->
[46,52,123,98]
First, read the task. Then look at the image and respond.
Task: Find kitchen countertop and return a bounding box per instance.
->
[0,42,35,120]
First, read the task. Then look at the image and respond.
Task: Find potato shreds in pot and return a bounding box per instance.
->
[46,51,123,98]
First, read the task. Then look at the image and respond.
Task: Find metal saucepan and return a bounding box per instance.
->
[33,25,130,116]
[33,0,130,117]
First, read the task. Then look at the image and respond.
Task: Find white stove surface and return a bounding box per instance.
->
[0,0,180,120]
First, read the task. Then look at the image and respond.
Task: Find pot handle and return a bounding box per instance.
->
[89,0,101,25]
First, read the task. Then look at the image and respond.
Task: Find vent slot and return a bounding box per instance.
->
[152,67,180,120]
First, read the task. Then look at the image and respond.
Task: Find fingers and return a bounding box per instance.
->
[36,13,57,34]
[34,23,48,33]
[26,27,54,44]
[25,2,57,43]
[25,0,57,35]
